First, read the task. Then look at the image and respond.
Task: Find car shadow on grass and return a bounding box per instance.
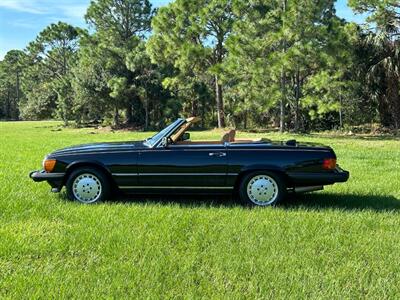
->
[112,193,240,208]
[106,192,400,212]
[283,193,400,212]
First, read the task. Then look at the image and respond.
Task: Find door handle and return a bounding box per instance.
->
[209,152,226,157]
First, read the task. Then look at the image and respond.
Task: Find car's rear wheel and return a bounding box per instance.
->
[66,168,110,204]
[239,171,286,207]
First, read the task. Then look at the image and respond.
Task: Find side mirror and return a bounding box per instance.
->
[182,132,190,141]
[160,137,168,148]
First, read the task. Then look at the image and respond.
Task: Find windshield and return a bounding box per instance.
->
[143,119,183,148]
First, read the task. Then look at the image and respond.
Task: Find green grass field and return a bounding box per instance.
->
[1,121,400,298]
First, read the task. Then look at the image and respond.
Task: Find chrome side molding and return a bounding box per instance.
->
[119,186,234,190]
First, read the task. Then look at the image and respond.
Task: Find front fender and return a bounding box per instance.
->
[65,160,112,174]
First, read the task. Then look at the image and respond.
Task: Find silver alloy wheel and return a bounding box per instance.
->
[72,173,102,204]
[246,175,279,206]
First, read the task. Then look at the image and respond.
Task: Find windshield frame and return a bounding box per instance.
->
[143,118,186,148]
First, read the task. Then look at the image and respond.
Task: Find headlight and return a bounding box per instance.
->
[43,158,56,172]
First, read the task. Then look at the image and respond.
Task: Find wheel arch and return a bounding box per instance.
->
[233,165,292,192]
[63,161,117,190]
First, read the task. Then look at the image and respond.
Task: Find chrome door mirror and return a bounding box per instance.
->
[160,137,168,148]
[181,132,190,141]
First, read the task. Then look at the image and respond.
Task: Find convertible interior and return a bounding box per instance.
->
[172,117,262,145]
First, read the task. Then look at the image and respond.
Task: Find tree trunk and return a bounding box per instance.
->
[152,102,156,128]
[294,69,300,132]
[6,89,11,119]
[279,0,287,133]
[114,106,119,127]
[201,97,205,128]
[192,98,198,118]
[215,75,225,128]
[15,71,20,120]
[144,99,149,131]
[279,100,285,132]
[339,94,343,129]
[388,76,400,129]
[126,104,133,124]
[377,95,392,127]
[280,69,286,133]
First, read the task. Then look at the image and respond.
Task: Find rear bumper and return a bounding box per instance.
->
[29,170,65,189]
[288,166,349,186]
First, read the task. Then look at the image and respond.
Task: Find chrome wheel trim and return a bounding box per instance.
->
[246,175,279,206]
[72,173,102,204]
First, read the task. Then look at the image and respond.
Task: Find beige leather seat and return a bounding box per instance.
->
[221,129,236,143]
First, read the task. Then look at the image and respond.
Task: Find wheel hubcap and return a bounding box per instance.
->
[247,175,278,206]
[72,173,102,203]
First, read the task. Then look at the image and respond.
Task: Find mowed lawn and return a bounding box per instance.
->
[1,121,400,299]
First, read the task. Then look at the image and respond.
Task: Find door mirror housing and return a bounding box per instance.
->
[181,132,190,141]
[160,137,168,148]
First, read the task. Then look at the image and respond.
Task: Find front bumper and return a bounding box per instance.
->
[29,170,65,189]
[288,166,350,186]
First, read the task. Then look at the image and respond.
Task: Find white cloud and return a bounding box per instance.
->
[0,0,171,60]
[0,0,47,14]
[0,50,7,60]
[59,4,88,20]
[8,19,39,29]
[0,0,90,21]
[0,0,90,29]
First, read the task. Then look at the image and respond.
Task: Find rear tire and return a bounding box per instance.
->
[66,168,110,204]
[239,171,286,207]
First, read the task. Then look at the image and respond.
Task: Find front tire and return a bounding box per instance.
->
[66,168,110,204]
[239,171,286,207]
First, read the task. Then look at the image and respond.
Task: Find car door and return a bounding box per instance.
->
[137,144,228,188]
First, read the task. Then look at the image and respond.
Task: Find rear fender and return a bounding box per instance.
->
[240,164,285,173]
[234,165,292,190]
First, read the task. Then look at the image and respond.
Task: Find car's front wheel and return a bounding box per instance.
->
[66,168,110,204]
[239,171,286,207]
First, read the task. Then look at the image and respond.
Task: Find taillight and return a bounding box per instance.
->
[323,158,336,170]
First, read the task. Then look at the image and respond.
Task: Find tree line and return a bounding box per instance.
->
[0,0,399,132]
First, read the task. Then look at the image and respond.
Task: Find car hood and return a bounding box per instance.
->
[50,140,146,156]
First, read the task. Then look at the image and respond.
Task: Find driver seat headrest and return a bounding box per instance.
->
[221,129,236,143]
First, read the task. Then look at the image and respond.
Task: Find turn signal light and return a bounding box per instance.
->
[323,158,337,170]
[43,159,56,172]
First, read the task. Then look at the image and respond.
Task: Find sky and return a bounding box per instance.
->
[0,0,368,60]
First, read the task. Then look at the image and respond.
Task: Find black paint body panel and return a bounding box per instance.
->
[30,138,349,193]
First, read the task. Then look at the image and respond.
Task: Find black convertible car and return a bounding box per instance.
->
[30,117,349,206]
